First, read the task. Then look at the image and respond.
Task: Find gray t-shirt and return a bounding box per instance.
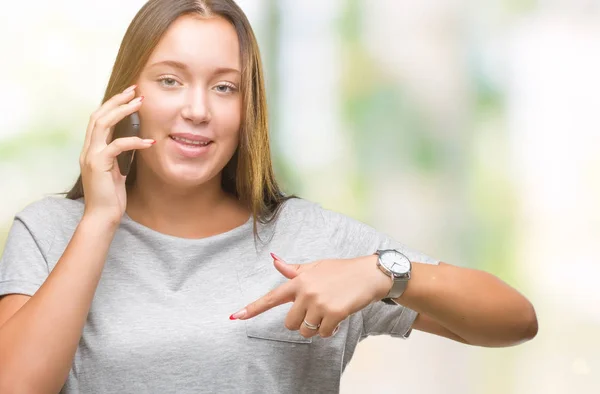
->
[0,196,439,393]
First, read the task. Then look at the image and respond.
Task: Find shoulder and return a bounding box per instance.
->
[275,197,375,249]
[15,195,84,226]
[14,195,84,248]
[278,197,321,218]
[277,197,439,264]
[280,197,372,231]
[276,197,337,228]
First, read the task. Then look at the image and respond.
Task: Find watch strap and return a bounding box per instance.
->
[381,297,399,305]
[386,278,408,299]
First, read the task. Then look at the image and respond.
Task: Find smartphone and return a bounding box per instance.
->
[113,112,141,176]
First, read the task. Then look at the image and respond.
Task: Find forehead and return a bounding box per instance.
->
[146,15,240,73]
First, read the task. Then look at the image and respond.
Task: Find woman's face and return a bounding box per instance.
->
[135,15,242,189]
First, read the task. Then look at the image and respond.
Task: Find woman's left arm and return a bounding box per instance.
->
[393,261,538,347]
[234,255,538,348]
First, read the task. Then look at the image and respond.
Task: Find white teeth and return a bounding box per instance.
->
[171,136,210,146]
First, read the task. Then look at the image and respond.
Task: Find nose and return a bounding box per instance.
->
[181,86,212,125]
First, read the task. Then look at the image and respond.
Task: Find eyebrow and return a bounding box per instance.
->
[149,60,241,75]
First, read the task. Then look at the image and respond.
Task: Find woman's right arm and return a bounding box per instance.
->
[0,215,118,393]
[0,84,153,394]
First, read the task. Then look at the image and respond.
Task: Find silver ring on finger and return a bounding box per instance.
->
[303,319,321,330]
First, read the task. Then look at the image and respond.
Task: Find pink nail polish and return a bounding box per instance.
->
[229,309,247,320]
[270,252,283,261]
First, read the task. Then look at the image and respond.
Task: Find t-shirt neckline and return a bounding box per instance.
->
[120,211,254,244]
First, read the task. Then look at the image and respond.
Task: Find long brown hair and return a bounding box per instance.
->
[65,0,296,239]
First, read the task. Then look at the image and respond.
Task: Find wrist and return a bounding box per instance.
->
[80,211,121,232]
[373,249,413,304]
[363,254,394,301]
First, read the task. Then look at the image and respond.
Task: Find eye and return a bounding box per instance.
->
[214,83,237,94]
[158,77,180,88]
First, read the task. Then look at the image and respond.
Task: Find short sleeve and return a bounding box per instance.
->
[319,205,440,339]
[0,218,51,297]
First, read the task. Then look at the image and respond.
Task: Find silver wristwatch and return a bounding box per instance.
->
[375,249,412,305]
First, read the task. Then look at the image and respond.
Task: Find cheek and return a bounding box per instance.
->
[215,101,242,136]
[138,100,175,137]
[140,95,170,119]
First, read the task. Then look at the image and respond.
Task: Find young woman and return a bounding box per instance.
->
[0,1,537,393]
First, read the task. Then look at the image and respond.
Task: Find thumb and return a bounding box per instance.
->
[271,253,311,279]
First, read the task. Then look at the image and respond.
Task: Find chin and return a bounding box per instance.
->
[160,165,220,189]
[136,150,229,190]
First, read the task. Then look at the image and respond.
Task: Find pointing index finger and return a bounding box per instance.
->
[233,281,296,320]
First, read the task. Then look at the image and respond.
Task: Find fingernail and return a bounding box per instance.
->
[123,85,137,94]
[142,139,155,145]
[132,96,144,104]
[229,309,247,320]
[270,252,284,262]
[332,325,340,336]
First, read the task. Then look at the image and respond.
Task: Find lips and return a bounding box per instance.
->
[170,135,212,146]
[168,133,214,158]
[169,133,213,146]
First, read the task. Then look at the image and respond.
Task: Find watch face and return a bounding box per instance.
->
[380,250,411,274]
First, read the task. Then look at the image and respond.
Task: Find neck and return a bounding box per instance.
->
[125,168,249,239]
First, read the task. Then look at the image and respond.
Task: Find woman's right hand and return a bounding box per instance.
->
[79,85,154,225]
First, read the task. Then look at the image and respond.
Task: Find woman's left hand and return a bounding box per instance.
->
[229,253,394,338]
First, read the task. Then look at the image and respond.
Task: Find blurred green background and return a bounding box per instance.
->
[1,1,599,393]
